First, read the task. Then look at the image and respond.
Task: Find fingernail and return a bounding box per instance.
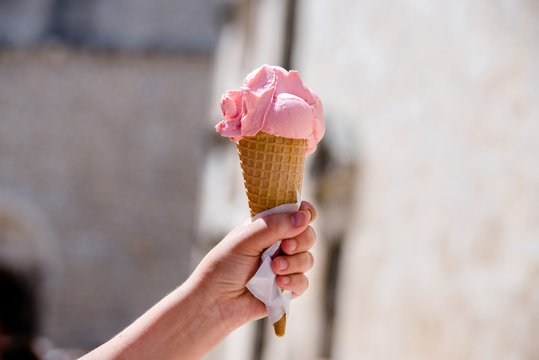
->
[292,211,309,227]
[277,258,288,271]
[280,276,290,285]
[287,239,297,252]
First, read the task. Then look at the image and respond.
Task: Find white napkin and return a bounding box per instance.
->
[246,192,301,324]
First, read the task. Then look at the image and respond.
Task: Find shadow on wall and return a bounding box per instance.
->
[309,135,359,358]
[0,197,73,358]
[0,264,40,359]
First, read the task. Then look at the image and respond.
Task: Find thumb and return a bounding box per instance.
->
[240,209,313,252]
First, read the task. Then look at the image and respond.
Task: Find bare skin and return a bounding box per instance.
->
[80,201,317,360]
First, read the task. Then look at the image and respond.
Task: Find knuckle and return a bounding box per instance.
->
[296,226,315,250]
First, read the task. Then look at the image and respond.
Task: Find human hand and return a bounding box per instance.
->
[79,202,317,360]
[191,201,317,330]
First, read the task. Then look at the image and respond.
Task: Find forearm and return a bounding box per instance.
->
[80,276,234,360]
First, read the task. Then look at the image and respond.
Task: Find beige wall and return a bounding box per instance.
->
[294,0,539,359]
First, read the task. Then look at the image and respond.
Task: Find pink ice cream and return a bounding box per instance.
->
[215,65,324,155]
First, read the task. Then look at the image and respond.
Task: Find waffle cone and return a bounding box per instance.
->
[237,132,306,336]
[237,132,306,216]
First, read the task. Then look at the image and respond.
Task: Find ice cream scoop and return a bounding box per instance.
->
[215,64,324,155]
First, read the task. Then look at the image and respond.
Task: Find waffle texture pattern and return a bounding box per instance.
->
[237,132,306,217]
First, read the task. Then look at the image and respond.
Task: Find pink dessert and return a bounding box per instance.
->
[215,64,325,155]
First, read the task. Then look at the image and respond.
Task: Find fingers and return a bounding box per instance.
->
[276,274,309,298]
[280,226,316,255]
[270,214,316,298]
[238,202,317,252]
[271,252,314,275]
[298,201,317,223]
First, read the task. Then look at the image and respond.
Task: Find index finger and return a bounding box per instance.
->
[299,201,317,223]
[229,207,315,255]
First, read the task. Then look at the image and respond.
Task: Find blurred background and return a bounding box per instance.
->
[0,0,538,359]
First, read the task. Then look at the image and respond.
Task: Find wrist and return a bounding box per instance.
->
[189,268,259,334]
[183,272,244,340]
[173,276,234,350]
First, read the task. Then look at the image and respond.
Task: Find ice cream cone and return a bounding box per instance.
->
[237,131,306,336]
[237,132,306,216]
[272,313,287,338]
[217,65,323,338]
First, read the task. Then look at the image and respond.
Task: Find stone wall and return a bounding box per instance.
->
[0,0,222,353]
[0,0,220,52]
[0,49,212,350]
